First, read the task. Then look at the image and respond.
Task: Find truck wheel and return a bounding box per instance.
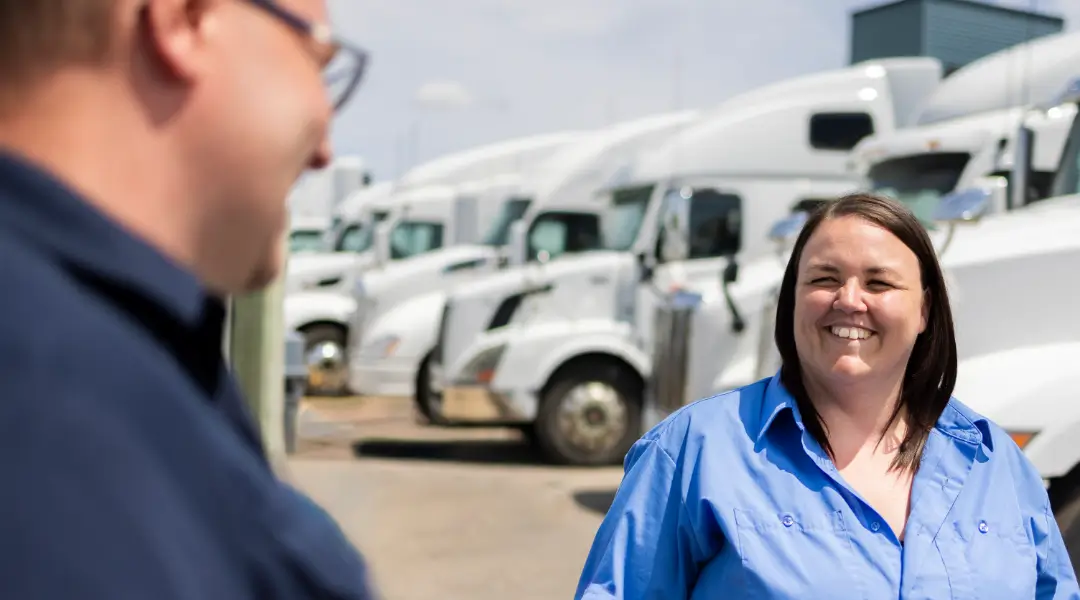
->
[301,324,350,397]
[534,362,641,466]
[415,352,447,424]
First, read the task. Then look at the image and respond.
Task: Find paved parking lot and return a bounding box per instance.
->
[285,396,625,600]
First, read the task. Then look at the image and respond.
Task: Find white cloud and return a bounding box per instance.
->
[414,79,475,110]
[327,0,1077,180]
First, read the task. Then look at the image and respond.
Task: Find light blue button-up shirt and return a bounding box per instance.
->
[575,374,1080,599]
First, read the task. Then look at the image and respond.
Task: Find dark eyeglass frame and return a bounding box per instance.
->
[248,0,369,112]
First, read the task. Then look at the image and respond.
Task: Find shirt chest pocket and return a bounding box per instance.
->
[733,508,865,600]
[936,516,1037,600]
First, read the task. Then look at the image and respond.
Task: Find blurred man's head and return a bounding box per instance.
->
[0,0,366,294]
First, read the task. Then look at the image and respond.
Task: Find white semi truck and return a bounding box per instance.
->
[285,131,586,295]
[939,94,1080,571]
[421,56,945,465]
[344,110,703,402]
[288,175,528,395]
[653,30,1080,415]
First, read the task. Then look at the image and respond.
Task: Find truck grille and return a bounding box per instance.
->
[648,297,697,418]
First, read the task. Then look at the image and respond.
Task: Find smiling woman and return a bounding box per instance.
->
[574,193,1080,599]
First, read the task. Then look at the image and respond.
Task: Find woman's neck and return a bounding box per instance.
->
[801,371,908,465]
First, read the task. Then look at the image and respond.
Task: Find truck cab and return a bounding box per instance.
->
[344,111,703,403]
[656,33,1080,422]
[423,57,946,465]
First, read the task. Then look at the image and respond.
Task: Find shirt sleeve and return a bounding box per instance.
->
[574,438,715,600]
[1035,500,1080,599]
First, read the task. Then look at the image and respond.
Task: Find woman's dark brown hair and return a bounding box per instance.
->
[773,192,957,473]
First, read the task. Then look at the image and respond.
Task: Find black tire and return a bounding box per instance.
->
[300,324,350,397]
[533,361,642,466]
[414,352,446,424]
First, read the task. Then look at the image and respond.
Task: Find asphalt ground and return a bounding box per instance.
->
[285,396,626,600]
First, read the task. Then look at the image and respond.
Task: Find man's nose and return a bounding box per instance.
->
[309,135,333,170]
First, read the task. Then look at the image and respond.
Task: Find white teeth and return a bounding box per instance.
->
[830,326,871,340]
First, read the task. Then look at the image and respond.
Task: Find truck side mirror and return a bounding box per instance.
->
[932,186,995,225]
[508,220,528,267]
[720,256,744,333]
[1008,125,1034,211]
[373,221,392,266]
[767,211,809,245]
[722,260,739,285]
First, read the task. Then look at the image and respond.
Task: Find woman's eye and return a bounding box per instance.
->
[809,277,835,285]
[867,280,892,289]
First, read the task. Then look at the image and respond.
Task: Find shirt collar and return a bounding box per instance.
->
[756,370,992,452]
[0,149,211,326]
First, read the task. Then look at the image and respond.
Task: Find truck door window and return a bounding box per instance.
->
[602,185,654,251]
[481,197,533,246]
[289,230,325,253]
[336,223,372,253]
[688,190,741,258]
[868,152,970,223]
[390,221,444,259]
[526,212,601,261]
[810,112,875,151]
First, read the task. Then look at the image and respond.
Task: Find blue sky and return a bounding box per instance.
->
[326,0,1079,181]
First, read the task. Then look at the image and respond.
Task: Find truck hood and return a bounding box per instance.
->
[359,245,499,298]
[938,194,1080,269]
[286,251,374,292]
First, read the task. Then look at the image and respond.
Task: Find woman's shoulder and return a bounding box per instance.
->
[634,376,774,466]
[942,398,1046,493]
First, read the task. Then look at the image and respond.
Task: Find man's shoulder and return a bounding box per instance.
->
[0,236,174,377]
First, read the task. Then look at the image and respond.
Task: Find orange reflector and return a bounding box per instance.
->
[477,369,495,384]
[1009,431,1035,449]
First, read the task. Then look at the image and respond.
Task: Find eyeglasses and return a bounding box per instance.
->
[248,0,369,112]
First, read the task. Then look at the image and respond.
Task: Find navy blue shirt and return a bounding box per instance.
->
[0,151,376,599]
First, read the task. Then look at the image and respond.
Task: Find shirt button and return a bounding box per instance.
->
[978,520,989,534]
[782,515,794,527]
[870,521,881,532]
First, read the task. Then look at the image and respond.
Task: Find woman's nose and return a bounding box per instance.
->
[833,279,866,312]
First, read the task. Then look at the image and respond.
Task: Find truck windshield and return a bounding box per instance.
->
[333,210,389,253]
[602,184,654,251]
[1050,110,1080,197]
[868,153,970,224]
[481,197,533,246]
[289,229,325,253]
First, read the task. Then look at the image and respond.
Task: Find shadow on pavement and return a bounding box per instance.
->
[352,437,546,465]
[572,489,617,515]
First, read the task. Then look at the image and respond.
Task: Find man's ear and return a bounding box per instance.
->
[141,0,218,81]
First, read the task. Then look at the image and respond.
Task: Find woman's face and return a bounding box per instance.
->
[793,215,928,388]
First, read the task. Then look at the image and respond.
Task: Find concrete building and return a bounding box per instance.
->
[851,0,1065,75]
